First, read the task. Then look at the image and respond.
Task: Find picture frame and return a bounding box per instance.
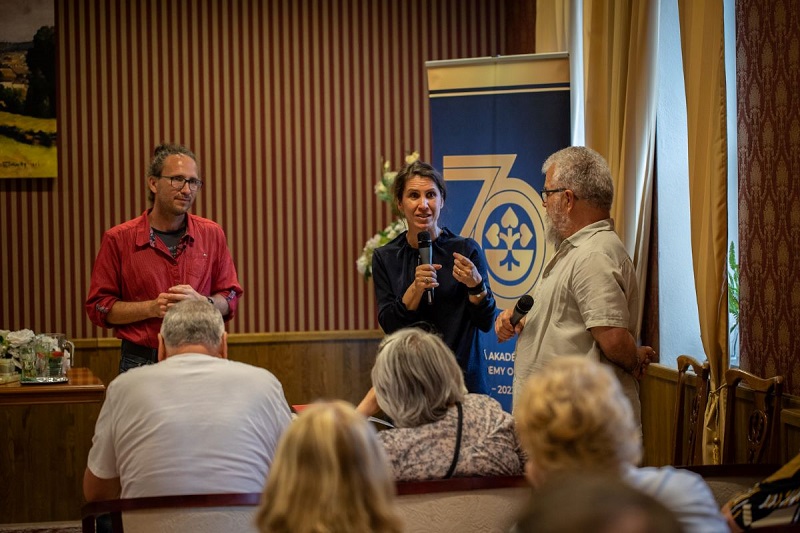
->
[0,0,57,179]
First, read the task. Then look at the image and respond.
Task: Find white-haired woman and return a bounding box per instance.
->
[358,327,524,481]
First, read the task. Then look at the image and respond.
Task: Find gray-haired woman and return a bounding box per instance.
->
[358,327,524,481]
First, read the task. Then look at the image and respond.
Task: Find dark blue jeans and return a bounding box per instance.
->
[119,340,158,373]
[119,352,156,373]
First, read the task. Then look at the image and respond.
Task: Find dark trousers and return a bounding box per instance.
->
[119,339,158,373]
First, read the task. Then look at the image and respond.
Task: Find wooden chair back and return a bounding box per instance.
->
[672,355,710,465]
[81,492,261,533]
[723,367,784,465]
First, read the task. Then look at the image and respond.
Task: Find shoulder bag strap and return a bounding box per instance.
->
[444,401,463,479]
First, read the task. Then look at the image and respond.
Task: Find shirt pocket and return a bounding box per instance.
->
[185,249,211,288]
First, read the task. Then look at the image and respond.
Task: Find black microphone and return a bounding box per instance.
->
[418,231,433,305]
[509,295,534,326]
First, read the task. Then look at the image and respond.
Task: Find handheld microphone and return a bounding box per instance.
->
[509,295,534,326]
[417,231,433,305]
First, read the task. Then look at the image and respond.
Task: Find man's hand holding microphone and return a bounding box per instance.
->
[495,295,534,342]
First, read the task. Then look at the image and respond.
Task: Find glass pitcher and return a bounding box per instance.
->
[35,333,75,378]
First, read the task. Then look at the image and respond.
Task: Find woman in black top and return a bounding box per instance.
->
[371,161,496,392]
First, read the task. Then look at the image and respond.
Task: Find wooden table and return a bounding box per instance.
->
[0,367,105,405]
[1,367,106,523]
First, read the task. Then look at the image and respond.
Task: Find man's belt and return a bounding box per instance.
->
[120,339,158,362]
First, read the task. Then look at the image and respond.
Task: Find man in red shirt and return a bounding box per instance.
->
[86,143,243,373]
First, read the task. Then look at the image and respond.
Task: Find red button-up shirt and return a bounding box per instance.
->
[86,211,244,348]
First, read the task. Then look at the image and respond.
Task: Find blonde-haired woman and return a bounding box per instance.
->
[515,356,726,533]
[359,327,524,481]
[255,401,402,533]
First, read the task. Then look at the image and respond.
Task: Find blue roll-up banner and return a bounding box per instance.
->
[426,53,571,412]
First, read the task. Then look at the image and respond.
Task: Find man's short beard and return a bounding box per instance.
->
[544,212,565,248]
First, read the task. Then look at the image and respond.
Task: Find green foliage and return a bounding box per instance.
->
[0,85,25,114]
[24,26,56,119]
[728,241,739,333]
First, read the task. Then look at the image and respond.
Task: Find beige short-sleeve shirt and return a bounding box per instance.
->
[513,219,640,421]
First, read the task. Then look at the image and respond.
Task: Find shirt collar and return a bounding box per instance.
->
[561,218,615,249]
[134,210,196,248]
[135,210,152,247]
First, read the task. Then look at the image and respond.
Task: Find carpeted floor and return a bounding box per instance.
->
[0,523,81,533]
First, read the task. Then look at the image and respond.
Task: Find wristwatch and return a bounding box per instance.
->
[467,281,487,296]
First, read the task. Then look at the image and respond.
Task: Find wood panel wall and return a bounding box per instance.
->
[640,364,679,466]
[782,409,800,464]
[75,332,383,406]
[0,0,506,338]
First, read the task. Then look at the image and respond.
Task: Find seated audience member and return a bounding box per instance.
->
[723,451,800,531]
[357,327,524,481]
[255,400,402,533]
[515,356,727,533]
[83,299,292,501]
[514,471,683,533]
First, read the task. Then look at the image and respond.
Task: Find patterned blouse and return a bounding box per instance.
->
[378,394,525,481]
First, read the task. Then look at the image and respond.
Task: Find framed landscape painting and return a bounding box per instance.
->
[0,0,56,178]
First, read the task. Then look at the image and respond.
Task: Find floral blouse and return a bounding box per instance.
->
[378,394,525,481]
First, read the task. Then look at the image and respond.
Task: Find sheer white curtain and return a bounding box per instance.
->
[535,0,584,143]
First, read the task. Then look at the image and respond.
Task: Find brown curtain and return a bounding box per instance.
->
[535,0,571,52]
[581,0,659,334]
[677,0,729,464]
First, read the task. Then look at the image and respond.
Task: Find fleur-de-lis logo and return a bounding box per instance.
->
[443,154,550,310]
[486,207,534,271]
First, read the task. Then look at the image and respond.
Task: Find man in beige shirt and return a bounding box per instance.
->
[495,146,654,423]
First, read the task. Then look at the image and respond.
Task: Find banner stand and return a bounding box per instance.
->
[427,53,571,411]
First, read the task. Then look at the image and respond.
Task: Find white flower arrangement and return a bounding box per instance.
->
[373,163,395,204]
[1,329,35,367]
[357,151,419,281]
[2,329,34,354]
[0,329,58,370]
[356,218,409,280]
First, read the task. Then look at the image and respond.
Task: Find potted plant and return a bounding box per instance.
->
[728,241,740,363]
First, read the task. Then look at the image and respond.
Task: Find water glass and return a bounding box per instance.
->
[19,345,37,381]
